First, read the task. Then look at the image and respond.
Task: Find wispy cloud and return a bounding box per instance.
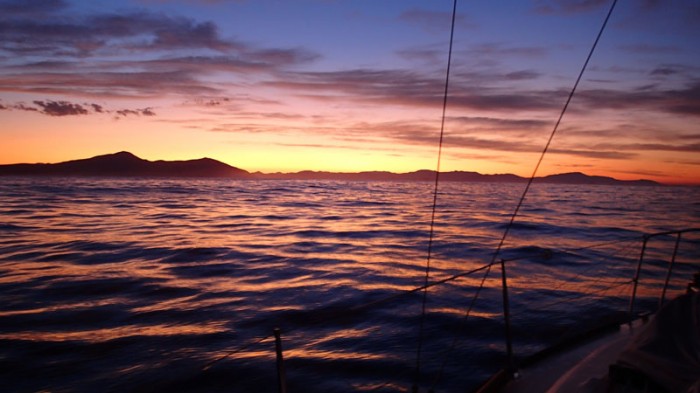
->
[396,46,446,65]
[115,108,156,118]
[574,82,700,116]
[0,70,220,98]
[266,68,562,112]
[399,8,475,32]
[17,0,688,119]
[534,0,609,15]
[0,0,319,99]
[663,158,700,167]
[10,103,39,113]
[451,116,551,132]
[140,54,316,74]
[465,43,548,59]
[0,98,157,118]
[0,0,67,17]
[33,100,88,116]
[0,8,240,56]
[596,142,700,153]
[548,148,636,160]
[619,44,681,55]
[263,66,700,117]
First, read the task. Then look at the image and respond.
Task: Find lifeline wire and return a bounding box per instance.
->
[198,237,627,380]
[200,236,635,378]
[202,0,620,383]
[426,0,620,389]
[180,5,692,393]
[489,0,619,289]
[414,0,458,389]
[202,333,273,371]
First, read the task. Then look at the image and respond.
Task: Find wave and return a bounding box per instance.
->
[0,178,698,392]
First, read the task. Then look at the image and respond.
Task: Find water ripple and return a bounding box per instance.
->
[0,178,697,392]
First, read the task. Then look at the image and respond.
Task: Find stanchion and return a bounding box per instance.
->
[273,328,287,393]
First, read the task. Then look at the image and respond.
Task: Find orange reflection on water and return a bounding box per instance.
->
[286,348,390,361]
[0,322,227,343]
[352,382,409,392]
[281,327,394,361]
[429,306,500,320]
[129,295,246,313]
[0,300,118,318]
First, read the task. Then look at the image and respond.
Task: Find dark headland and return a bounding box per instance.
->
[0,151,661,186]
[0,151,249,178]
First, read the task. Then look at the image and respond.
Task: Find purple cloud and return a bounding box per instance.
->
[12,103,39,112]
[399,8,475,32]
[0,2,319,99]
[2,99,157,118]
[466,43,548,59]
[619,44,681,55]
[0,0,67,17]
[575,82,700,116]
[115,107,157,117]
[33,100,88,116]
[263,67,700,117]
[0,10,240,56]
[535,0,609,14]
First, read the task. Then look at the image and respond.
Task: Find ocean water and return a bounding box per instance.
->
[0,178,698,393]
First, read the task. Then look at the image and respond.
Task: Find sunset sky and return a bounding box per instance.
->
[1,0,699,184]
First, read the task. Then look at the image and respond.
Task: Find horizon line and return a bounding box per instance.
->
[1,150,693,186]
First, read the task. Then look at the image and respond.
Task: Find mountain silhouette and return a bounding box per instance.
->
[253,169,658,185]
[0,152,660,185]
[536,172,659,186]
[0,151,250,178]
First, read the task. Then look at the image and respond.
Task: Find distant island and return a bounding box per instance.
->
[0,151,249,178]
[0,151,661,186]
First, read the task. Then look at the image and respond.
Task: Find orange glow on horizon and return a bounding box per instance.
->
[1,1,699,187]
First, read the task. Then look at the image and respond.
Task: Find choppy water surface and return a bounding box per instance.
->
[1,178,698,392]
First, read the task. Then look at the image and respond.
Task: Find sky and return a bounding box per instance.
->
[1,0,699,184]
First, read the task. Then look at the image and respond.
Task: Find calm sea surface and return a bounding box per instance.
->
[1,178,698,392]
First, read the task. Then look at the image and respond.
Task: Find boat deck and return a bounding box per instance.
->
[502,320,645,393]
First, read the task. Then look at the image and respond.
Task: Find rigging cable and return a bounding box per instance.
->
[490,0,620,294]
[218,0,613,382]
[414,0,458,390]
[202,333,273,371]
[198,233,635,381]
[426,0,620,390]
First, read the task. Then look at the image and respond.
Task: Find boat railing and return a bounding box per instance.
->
[497,227,700,385]
[629,228,700,315]
[204,227,699,393]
